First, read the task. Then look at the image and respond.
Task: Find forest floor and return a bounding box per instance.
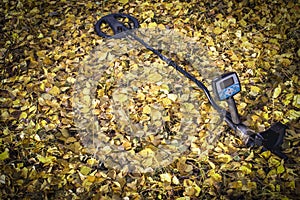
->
[0,0,299,199]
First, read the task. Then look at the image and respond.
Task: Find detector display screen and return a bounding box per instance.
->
[220,77,234,90]
[212,72,241,101]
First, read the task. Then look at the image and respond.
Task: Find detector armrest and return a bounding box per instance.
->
[230,119,289,160]
[257,122,288,160]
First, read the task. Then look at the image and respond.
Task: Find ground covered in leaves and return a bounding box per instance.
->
[0,0,300,199]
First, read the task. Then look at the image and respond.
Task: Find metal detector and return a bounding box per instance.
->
[94,13,289,160]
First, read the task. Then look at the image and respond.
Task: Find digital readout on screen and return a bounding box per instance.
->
[220,77,234,89]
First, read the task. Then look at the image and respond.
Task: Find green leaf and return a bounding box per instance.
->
[80,166,92,175]
[277,164,285,174]
[37,155,56,164]
[0,149,9,161]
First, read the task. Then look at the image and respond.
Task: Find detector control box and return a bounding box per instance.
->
[212,72,241,101]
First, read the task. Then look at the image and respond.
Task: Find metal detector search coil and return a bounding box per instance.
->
[212,72,241,101]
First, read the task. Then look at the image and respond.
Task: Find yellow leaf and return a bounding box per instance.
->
[277,164,285,174]
[40,82,45,91]
[82,95,91,105]
[40,119,47,127]
[140,23,147,28]
[240,165,252,174]
[229,180,242,189]
[139,148,155,157]
[183,103,194,112]
[3,128,9,136]
[147,73,162,82]
[142,157,153,167]
[268,156,280,167]
[136,92,145,100]
[165,3,173,10]
[0,149,9,161]
[227,16,236,24]
[250,86,261,96]
[66,137,77,144]
[82,88,90,95]
[150,109,162,121]
[257,168,266,178]
[276,184,280,192]
[29,105,37,113]
[67,77,76,84]
[274,111,284,120]
[183,180,195,196]
[34,134,41,142]
[213,27,224,35]
[269,38,278,45]
[142,105,151,114]
[185,164,193,173]
[217,154,232,163]
[258,17,266,26]
[287,181,295,189]
[36,50,46,58]
[245,61,255,68]
[148,22,157,28]
[38,33,44,39]
[19,112,27,120]
[280,58,291,67]
[160,173,172,183]
[162,98,172,107]
[167,94,177,102]
[87,175,96,182]
[251,114,260,122]
[172,175,180,185]
[245,151,254,161]
[80,166,92,175]
[230,53,239,61]
[122,140,132,150]
[207,160,216,169]
[157,24,165,29]
[221,21,229,28]
[273,85,282,99]
[239,19,247,27]
[163,116,170,121]
[247,181,257,190]
[292,94,300,108]
[112,93,128,103]
[267,169,277,177]
[287,109,300,120]
[2,111,9,119]
[208,170,222,182]
[176,197,190,200]
[282,93,292,107]
[48,86,60,95]
[235,30,242,38]
[160,84,169,93]
[37,155,56,164]
[194,183,201,196]
[119,0,128,4]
